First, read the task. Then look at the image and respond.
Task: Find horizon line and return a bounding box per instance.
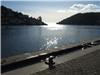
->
[1,0,100,2]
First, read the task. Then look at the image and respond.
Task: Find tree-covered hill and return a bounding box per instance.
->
[57,12,100,25]
[1,6,47,26]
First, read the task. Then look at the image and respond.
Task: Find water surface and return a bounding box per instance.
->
[2,23,100,58]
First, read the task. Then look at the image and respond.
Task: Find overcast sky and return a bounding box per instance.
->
[1,1,100,23]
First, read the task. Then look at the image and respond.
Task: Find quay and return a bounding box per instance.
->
[1,38,100,75]
[33,46,100,75]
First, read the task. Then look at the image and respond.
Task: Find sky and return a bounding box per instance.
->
[1,1,100,23]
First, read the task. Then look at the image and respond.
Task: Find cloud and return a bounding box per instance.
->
[57,10,66,13]
[68,4,100,13]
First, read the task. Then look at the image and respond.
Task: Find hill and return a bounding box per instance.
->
[1,6,47,26]
[57,12,100,25]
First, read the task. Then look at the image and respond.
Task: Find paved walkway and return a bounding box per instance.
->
[33,46,100,75]
[2,45,100,75]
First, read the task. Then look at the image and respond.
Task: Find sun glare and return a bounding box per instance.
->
[47,22,57,27]
[43,22,64,30]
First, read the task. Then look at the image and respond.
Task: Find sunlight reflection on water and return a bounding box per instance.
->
[41,23,65,50]
[46,37,58,49]
[2,23,100,58]
[43,22,64,30]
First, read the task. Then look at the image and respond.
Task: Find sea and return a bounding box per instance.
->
[1,23,100,58]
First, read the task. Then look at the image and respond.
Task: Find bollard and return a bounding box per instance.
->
[45,56,56,70]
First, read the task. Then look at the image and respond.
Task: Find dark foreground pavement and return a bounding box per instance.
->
[32,50,100,75]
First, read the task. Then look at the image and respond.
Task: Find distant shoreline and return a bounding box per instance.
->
[57,23,100,26]
[57,12,100,26]
[1,5,47,26]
